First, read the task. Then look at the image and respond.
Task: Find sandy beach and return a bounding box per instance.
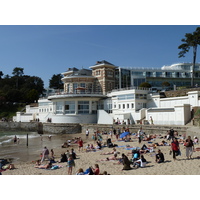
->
[1,131,200,175]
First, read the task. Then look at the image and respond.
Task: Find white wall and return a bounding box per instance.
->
[15,112,34,122]
[51,114,97,124]
[160,96,189,108]
[97,110,114,124]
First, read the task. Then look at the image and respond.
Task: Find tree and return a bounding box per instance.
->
[49,74,64,89]
[12,67,24,89]
[0,71,3,79]
[178,27,200,87]
[25,76,44,95]
[139,82,151,88]
[26,89,39,103]
[162,81,170,88]
[12,67,24,77]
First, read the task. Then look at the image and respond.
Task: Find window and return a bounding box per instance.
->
[117,94,135,100]
[123,104,125,109]
[65,101,75,114]
[127,104,129,109]
[66,84,70,93]
[119,104,121,109]
[131,103,134,108]
[78,101,89,114]
[56,102,63,114]
[107,71,113,77]
[73,83,78,93]
[96,70,100,76]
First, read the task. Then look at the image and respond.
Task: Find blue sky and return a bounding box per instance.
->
[0,25,199,87]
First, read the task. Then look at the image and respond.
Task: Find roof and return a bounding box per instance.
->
[95,60,115,66]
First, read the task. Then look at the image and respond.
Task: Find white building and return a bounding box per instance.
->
[13,61,200,125]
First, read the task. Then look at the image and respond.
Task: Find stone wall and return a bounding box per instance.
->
[0,121,193,137]
[0,122,38,131]
[81,123,189,136]
[165,88,200,98]
[42,123,81,134]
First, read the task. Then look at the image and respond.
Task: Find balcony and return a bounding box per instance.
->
[47,91,106,100]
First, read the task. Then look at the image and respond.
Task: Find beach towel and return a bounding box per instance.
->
[116,145,127,148]
[125,147,136,150]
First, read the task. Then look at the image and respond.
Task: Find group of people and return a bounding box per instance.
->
[33,125,200,175]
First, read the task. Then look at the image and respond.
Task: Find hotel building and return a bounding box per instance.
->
[14,61,200,125]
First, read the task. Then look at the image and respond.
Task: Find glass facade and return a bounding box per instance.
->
[117,94,135,100]
[78,101,89,114]
[121,69,131,88]
[56,102,63,114]
[65,101,75,114]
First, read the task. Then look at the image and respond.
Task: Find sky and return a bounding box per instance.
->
[0,25,200,87]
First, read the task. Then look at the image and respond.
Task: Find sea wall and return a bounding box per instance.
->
[0,121,194,137]
[42,123,81,134]
[81,124,189,136]
[0,121,38,132]
[0,121,81,135]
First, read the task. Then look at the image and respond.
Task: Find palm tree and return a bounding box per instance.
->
[178,27,200,87]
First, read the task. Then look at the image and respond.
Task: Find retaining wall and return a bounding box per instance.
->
[0,121,196,137]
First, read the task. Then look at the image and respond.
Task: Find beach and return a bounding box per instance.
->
[1,131,200,175]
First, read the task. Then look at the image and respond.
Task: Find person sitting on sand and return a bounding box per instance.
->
[50,149,54,159]
[155,149,165,163]
[61,142,67,148]
[96,140,102,149]
[86,144,91,152]
[122,153,131,170]
[71,148,76,159]
[133,155,147,168]
[139,144,150,154]
[91,164,100,175]
[194,136,199,144]
[84,167,94,175]
[59,153,68,163]
[35,160,41,166]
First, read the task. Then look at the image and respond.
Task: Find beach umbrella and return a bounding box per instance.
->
[120,131,130,138]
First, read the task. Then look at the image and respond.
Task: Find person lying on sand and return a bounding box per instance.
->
[35,162,52,169]
[100,148,118,155]
[96,153,119,162]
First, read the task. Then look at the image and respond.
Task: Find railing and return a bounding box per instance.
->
[48,91,105,95]
[46,91,107,99]
[111,86,151,92]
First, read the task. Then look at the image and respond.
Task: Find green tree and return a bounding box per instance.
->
[139,82,151,88]
[12,67,24,89]
[49,74,63,89]
[162,81,170,88]
[0,71,3,79]
[178,27,200,87]
[12,67,24,76]
[24,76,44,95]
[26,89,39,103]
